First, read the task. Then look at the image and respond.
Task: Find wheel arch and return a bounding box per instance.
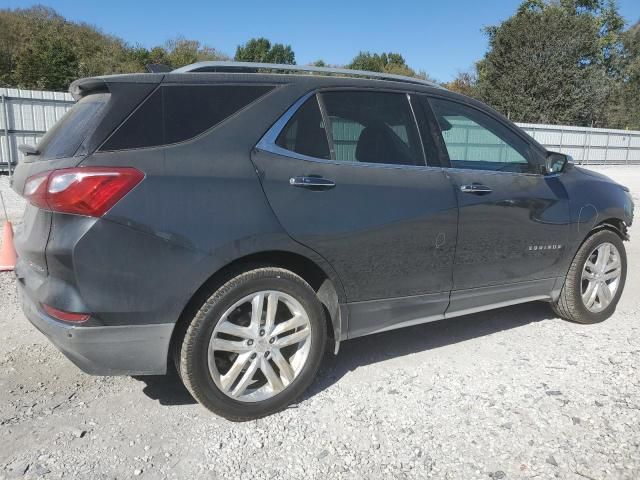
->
[169,250,346,370]
[555,216,629,301]
[592,217,629,241]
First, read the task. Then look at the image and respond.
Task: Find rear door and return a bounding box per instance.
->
[421,95,570,311]
[253,90,458,336]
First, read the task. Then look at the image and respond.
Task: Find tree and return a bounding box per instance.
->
[445,70,479,98]
[606,21,640,129]
[0,6,228,90]
[235,38,295,64]
[13,29,78,90]
[347,52,417,77]
[165,37,226,68]
[475,0,625,126]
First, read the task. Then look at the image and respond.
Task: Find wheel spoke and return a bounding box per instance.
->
[585,259,597,272]
[598,282,612,305]
[583,281,598,308]
[596,244,610,271]
[250,293,265,331]
[260,357,285,393]
[271,314,308,337]
[216,321,253,340]
[264,293,279,333]
[271,348,295,385]
[582,270,596,281]
[230,357,259,397]
[604,258,620,273]
[220,352,251,391]
[275,328,310,348]
[603,268,621,281]
[211,337,252,353]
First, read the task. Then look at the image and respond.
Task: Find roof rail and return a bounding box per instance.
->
[172,61,442,89]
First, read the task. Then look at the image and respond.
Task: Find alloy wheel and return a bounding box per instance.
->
[208,290,312,402]
[581,242,622,313]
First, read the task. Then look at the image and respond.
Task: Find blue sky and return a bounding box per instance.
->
[3,0,640,81]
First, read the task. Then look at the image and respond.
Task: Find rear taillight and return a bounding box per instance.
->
[23,167,144,217]
[42,304,90,323]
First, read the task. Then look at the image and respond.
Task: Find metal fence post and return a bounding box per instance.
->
[559,128,564,154]
[1,94,11,179]
[625,134,632,165]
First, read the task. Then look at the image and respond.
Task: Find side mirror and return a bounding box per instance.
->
[545,152,572,175]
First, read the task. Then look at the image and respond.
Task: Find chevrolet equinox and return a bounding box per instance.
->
[12,62,634,420]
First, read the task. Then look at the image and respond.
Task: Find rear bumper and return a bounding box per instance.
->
[17,280,174,375]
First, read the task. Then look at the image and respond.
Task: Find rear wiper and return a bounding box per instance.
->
[18,144,40,156]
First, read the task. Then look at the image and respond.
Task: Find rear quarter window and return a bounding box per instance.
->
[101,85,274,151]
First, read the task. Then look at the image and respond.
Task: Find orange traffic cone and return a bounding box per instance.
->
[0,221,17,272]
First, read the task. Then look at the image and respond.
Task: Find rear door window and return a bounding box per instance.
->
[101,85,274,151]
[36,93,110,159]
[274,91,426,167]
[321,91,425,166]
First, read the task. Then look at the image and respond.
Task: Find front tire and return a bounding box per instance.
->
[552,229,627,324]
[176,267,327,421]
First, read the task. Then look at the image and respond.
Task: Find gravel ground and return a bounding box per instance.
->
[1,166,639,480]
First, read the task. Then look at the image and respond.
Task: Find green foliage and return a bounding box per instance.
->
[234,38,295,64]
[0,3,637,131]
[476,0,627,127]
[605,22,640,129]
[347,52,417,77]
[13,31,78,90]
[444,71,480,98]
[163,37,227,68]
[0,6,226,91]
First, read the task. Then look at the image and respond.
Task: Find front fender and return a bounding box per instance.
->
[557,166,633,274]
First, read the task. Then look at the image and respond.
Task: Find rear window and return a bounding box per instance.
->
[101,85,274,151]
[36,93,110,160]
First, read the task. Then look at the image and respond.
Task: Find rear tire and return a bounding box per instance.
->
[552,229,627,324]
[175,267,326,421]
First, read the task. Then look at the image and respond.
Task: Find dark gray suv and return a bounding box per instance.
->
[12,62,634,420]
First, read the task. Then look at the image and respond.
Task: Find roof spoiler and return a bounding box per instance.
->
[69,78,109,101]
[68,73,165,101]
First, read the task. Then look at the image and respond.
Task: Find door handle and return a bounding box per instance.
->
[289,176,336,190]
[460,184,492,194]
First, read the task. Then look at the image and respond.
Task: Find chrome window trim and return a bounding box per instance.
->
[256,90,434,171]
[445,167,544,178]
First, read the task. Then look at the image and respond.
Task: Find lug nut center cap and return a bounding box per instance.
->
[253,339,269,353]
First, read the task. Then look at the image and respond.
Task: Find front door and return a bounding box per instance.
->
[424,96,570,309]
[253,90,458,336]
